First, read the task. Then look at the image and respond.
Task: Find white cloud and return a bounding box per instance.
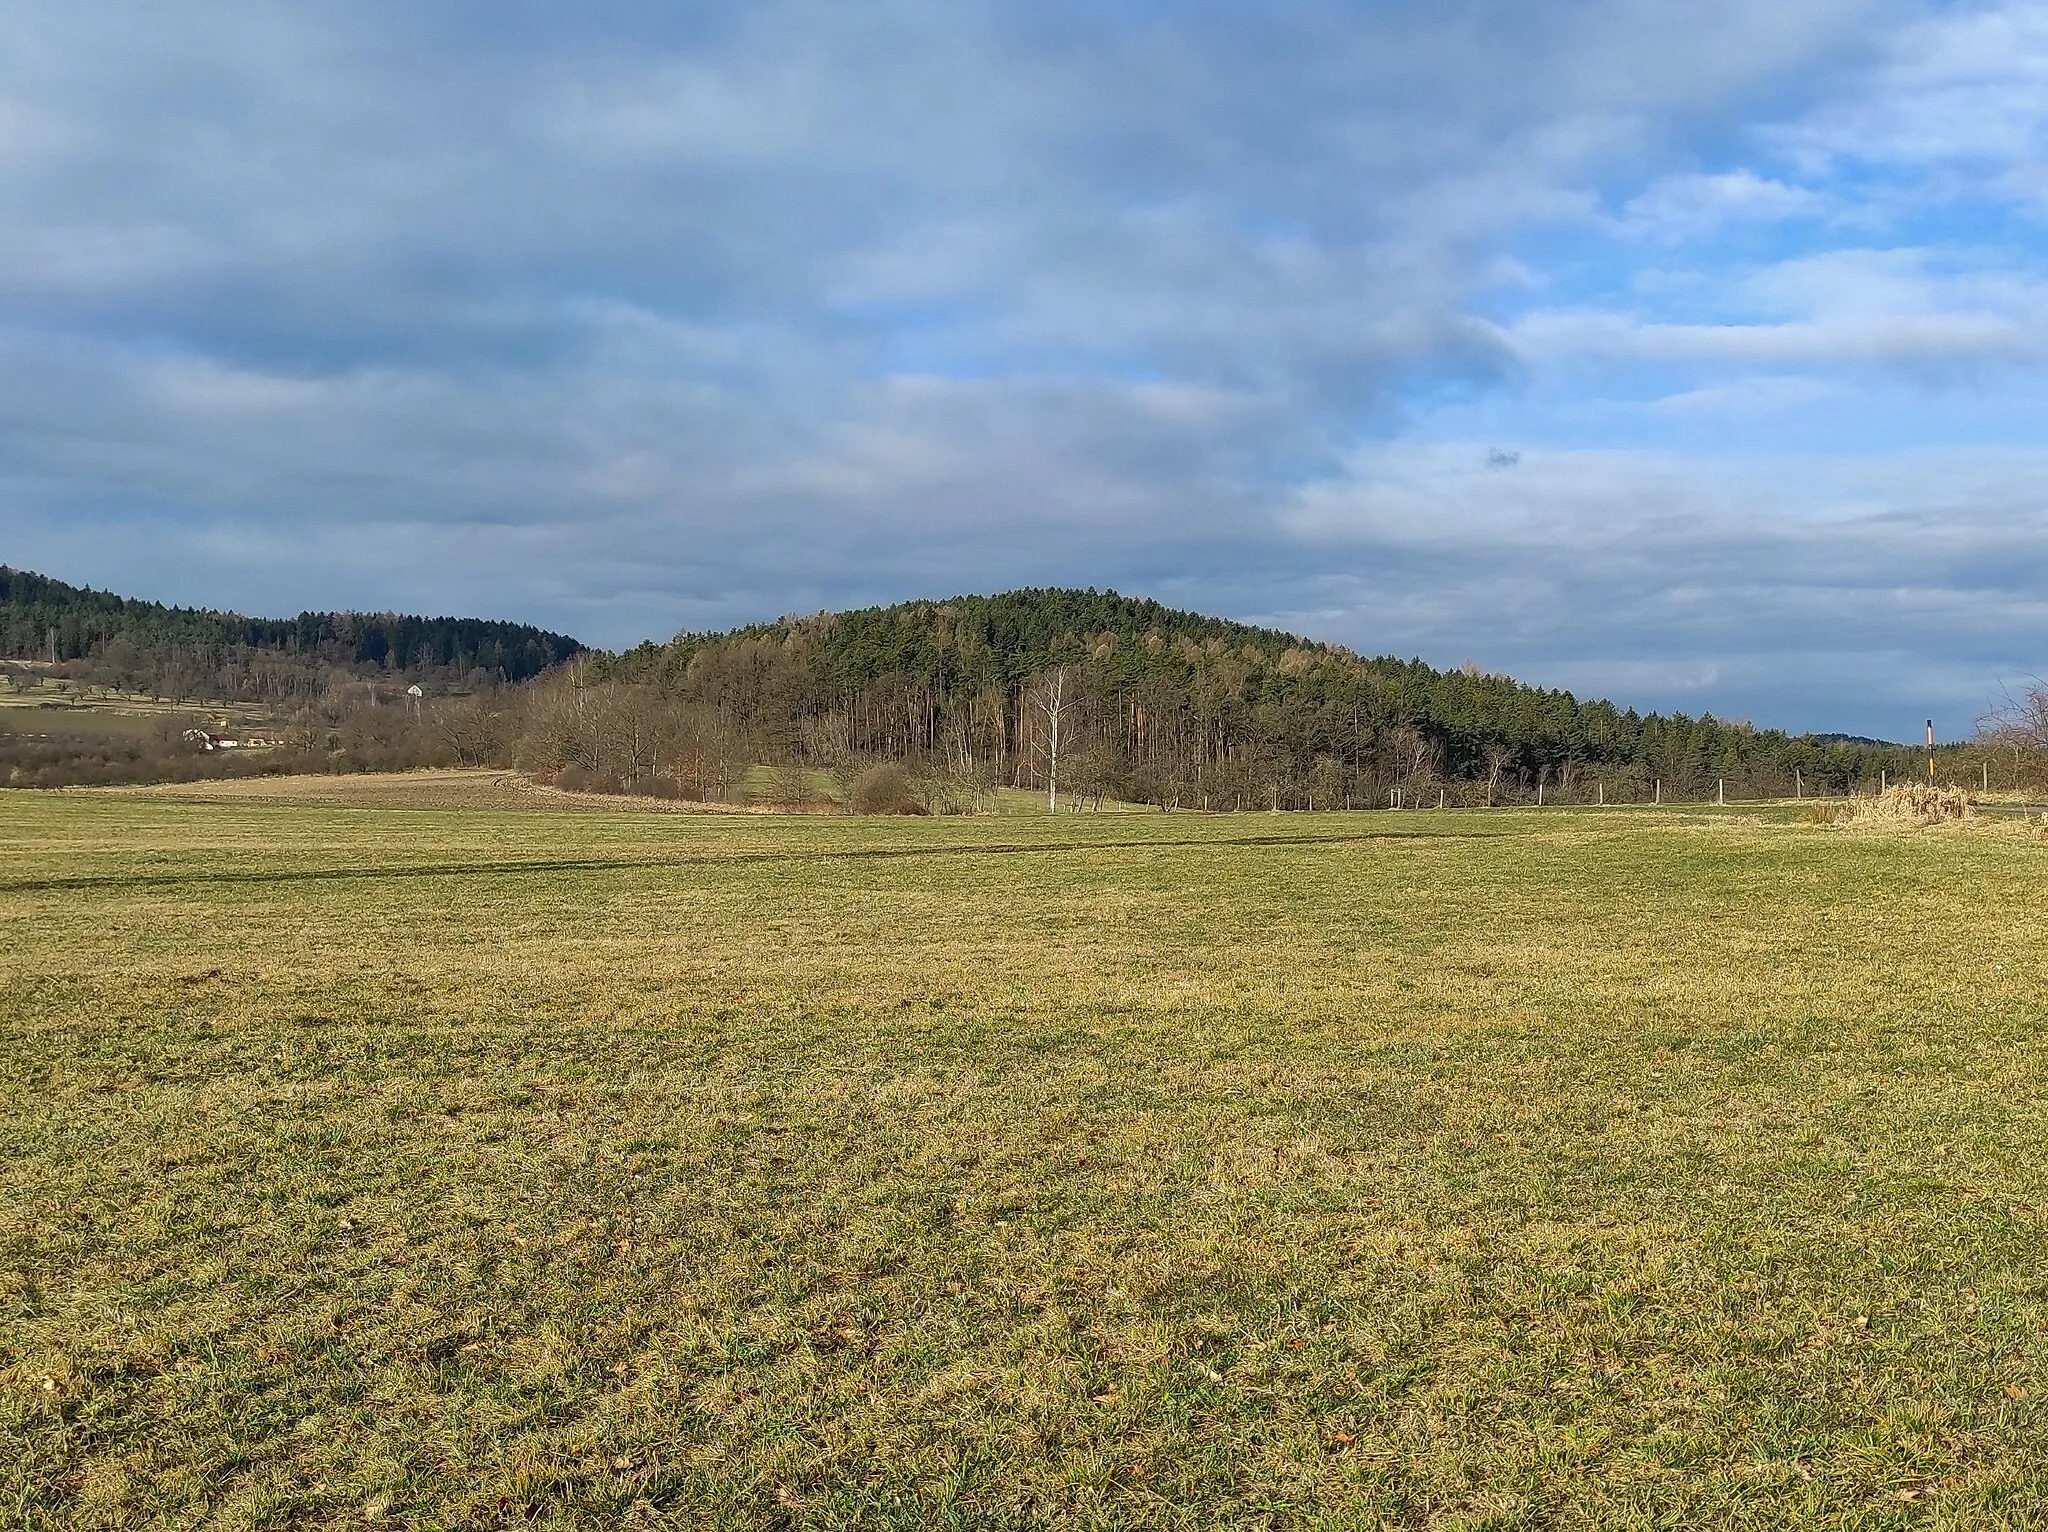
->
[1615,169,1827,241]
[1505,246,2048,373]
[1774,0,2048,176]
[1646,376,1839,415]
[1511,306,2034,368]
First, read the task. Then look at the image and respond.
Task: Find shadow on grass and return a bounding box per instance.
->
[2,826,1507,895]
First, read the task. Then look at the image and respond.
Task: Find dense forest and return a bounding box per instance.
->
[3,570,1942,801]
[522,589,1922,806]
[0,566,582,699]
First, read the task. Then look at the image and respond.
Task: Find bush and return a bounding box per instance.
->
[849,763,923,815]
[553,764,589,792]
[769,764,813,807]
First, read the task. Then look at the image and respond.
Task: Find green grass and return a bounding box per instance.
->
[5,795,2048,1528]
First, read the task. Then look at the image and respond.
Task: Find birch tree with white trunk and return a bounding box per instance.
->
[1035,667,1070,813]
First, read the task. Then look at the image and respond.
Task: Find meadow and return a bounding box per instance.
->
[5,785,2048,1529]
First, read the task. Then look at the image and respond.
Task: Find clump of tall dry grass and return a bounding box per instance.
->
[1835,783,1975,828]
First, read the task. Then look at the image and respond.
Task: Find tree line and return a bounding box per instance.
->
[0,566,582,700]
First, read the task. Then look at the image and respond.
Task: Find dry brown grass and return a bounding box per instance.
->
[112,769,1164,818]
[1826,785,2048,841]
[1832,783,1976,828]
[111,770,770,814]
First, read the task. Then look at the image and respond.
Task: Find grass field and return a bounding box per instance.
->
[6,792,2048,1528]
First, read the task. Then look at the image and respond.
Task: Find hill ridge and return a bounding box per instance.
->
[1,565,583,689]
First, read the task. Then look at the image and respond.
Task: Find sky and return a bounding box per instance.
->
[4,1,2047,737]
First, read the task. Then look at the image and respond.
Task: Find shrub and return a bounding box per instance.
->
[553,764,590,792]
[849,763,923,815]
[769,764,812,807]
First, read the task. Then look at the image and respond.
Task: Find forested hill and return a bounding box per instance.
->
[636,588,1310,690]
[585,587,1914,801]
[3,565,1916,800]
[1,566,583,690]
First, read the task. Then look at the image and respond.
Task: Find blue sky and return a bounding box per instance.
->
[4,0,2047,736]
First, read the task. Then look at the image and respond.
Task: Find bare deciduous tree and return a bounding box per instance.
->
[431,696,506,767]
[1483,742,1514,807]
[1034,667,1070,813]
[1978,679,2048,789]
[1981,680,2048,747]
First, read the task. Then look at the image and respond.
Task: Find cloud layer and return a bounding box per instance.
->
[3,0,2045,734]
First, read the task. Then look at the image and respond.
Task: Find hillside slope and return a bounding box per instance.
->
[0,566,583,698]
[568,587,1911,803]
